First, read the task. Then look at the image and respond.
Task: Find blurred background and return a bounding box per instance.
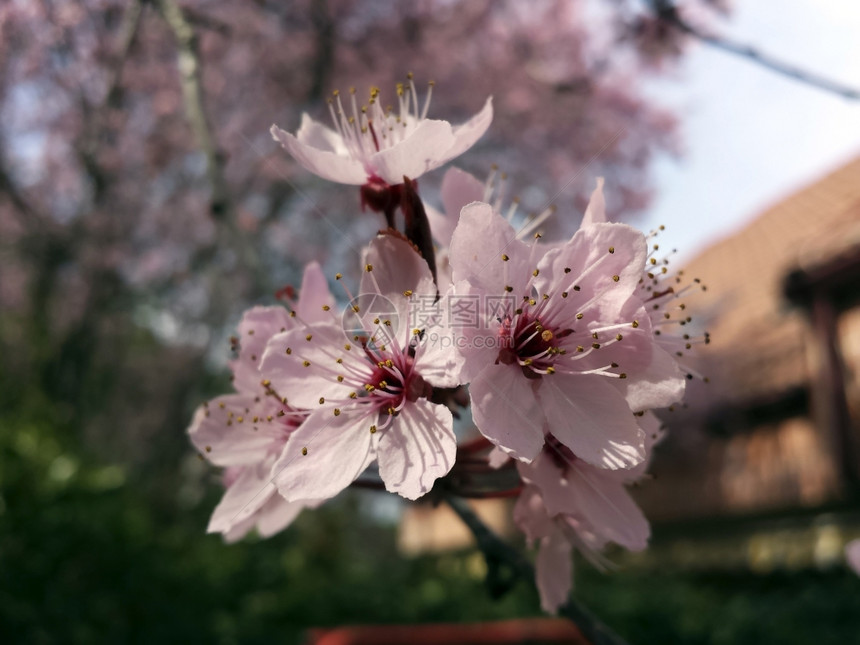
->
[2,1,860,643]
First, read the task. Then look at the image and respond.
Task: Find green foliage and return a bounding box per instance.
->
[575,564,860,645]
[0,409,541,645]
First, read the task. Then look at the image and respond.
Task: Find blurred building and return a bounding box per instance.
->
[638,154,860,528]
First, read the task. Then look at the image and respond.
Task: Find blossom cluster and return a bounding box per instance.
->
[189,79,707,613]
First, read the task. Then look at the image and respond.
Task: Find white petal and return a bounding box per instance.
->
[444,97,494,163]
[368,119,456,184]
[271,124,367,185]
[295,112,348,155]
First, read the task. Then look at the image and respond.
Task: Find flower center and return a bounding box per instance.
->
[496,308,571,378]
[327,76,434,163]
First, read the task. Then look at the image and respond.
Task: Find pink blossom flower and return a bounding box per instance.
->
[846,539,860,575]
[511,413,664,613]
[579,179,710,386]
[270,79,493,186]
[259,234,461,502]
[449,200,684,467]
[188,262,333,540]
[425,166,556,287]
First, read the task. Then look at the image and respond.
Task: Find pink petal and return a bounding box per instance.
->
[361,234,434,301]
[430,167,486,247]
[535,223,646,321]
[620,343,686,411]
[272,407,376,502]
[566,461,650,551]
[295,261,335,324]
[623,411,665,482]
[846,539,860,575]
[449,202,532,295]
[255,495,310,538]
[469,364,544,462]
[536,528,573,614]
[537,374,645,470]
[444,97,494,163]
[368,119,456,184]
[207,465,276,535]
[517,452,573,517]
[271,124,367,185]
[414,333,463,389]
[580,177,607,227]
[261,323,364,409]
[188,394,281,466]
[448,279,500,382]
[425,203,455,248]
[376,399,456,500]
[513,485,554,542]
[231,306,293,393]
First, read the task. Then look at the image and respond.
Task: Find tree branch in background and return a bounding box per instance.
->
[653,1,860,101]
[445,496,632,645]
[156,0,265,286]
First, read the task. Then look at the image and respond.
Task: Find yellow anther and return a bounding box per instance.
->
[501,254,509,261]
[541,330,553,342]
[612,275,620,282]
[301,447,308,456]
[333,409,341,417]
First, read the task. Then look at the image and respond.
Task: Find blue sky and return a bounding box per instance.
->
[641,0,860,260]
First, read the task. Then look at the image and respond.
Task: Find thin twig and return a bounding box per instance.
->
[445,495,632,645]
[654,1,860,100]
[155,0,265,285]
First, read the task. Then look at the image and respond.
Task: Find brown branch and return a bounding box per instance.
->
[653,1,860,100]
[445,495,632,645]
